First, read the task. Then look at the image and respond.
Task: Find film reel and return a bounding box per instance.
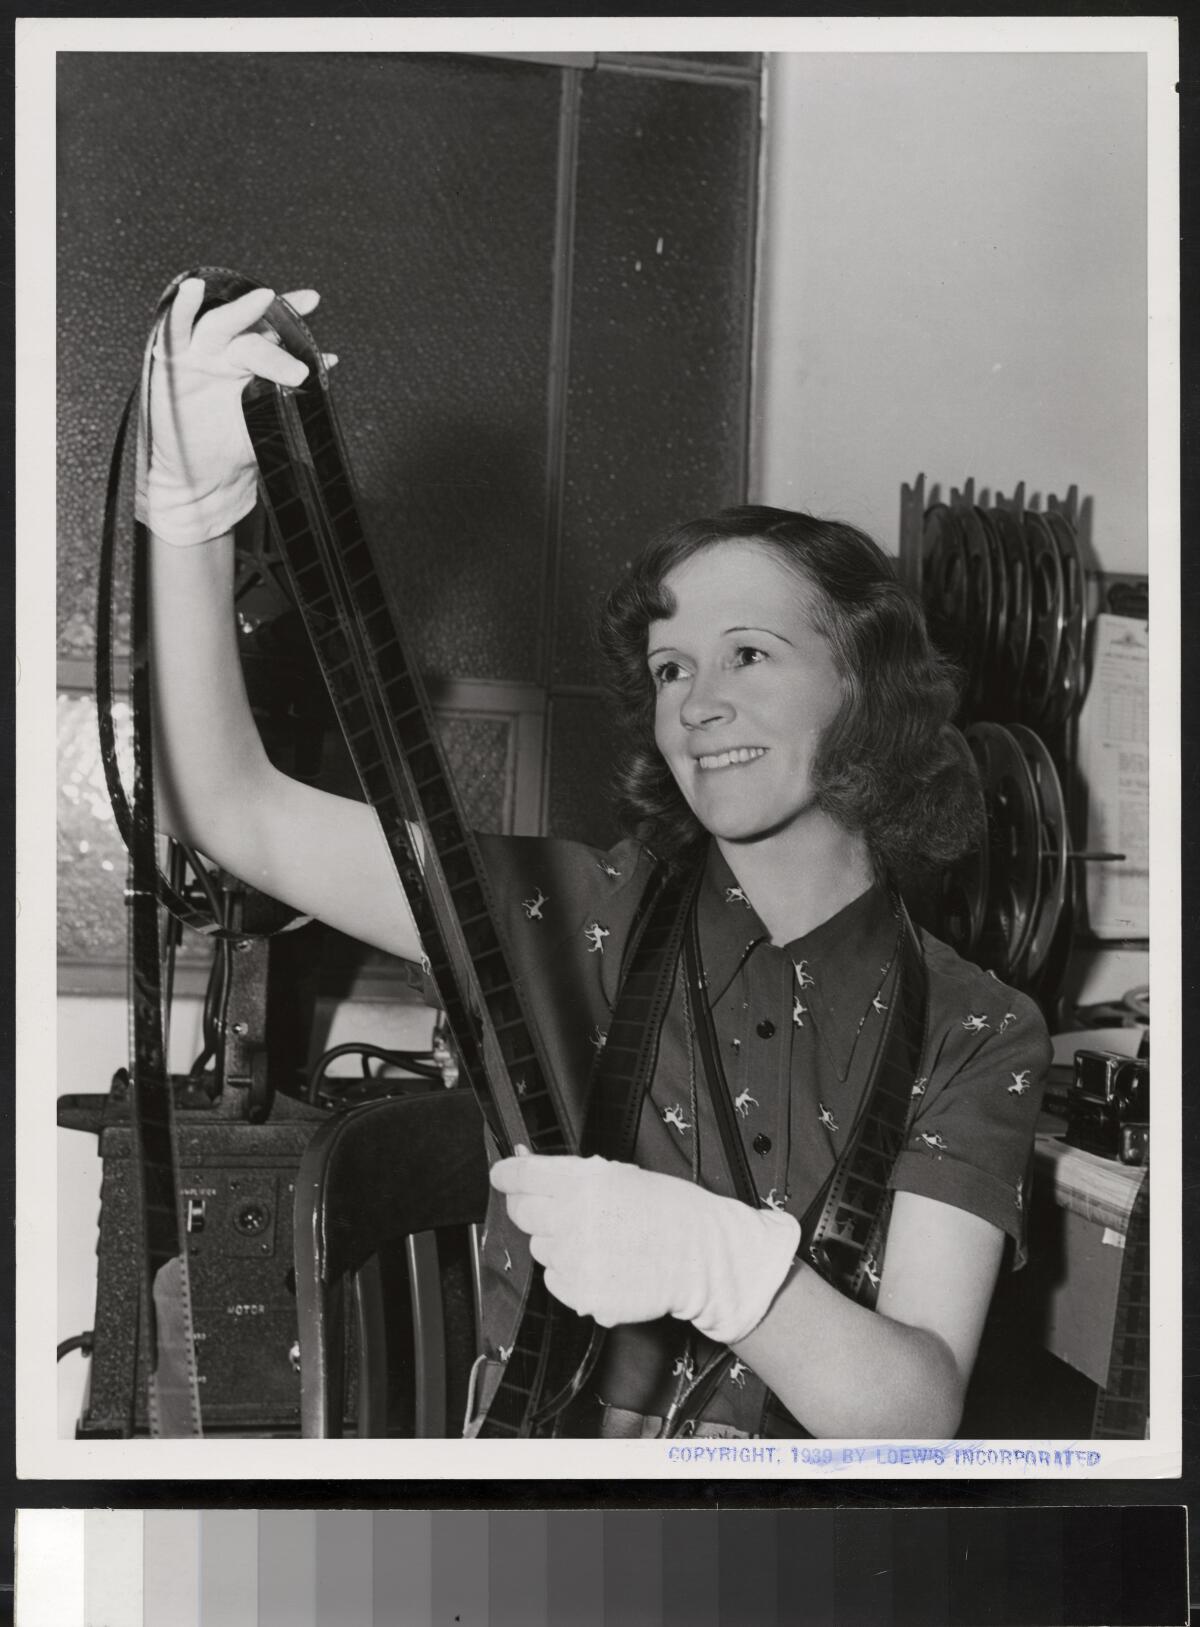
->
[1007,724,1069,982]
[1041,508,1088,728]
[1026,856,1077,1027]
[956,505,996,713]
[965,722,1042,980]
[973,506,1010,714]
[903,736,988,960]
[921,504,970,669]
[987,505,1033,717]
[1021,512,1066,724]
[928,792,989,960]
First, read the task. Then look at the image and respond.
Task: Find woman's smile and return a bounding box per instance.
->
[695,746,767,770]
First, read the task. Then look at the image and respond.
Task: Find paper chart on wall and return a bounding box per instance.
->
[1076,613,1150,940]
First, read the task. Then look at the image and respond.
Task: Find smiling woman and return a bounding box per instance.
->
[600,507,983,897]
[143,285,1051,1440]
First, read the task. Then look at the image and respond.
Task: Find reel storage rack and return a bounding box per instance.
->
[898,473,1143,1029]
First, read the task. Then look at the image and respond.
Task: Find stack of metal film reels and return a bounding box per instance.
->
[899,476,1111,1020]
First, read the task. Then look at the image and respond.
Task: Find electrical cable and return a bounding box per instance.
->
[306,1042,443,1106]
[174,846,233,1093]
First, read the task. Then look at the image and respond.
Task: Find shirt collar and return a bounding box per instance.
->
[695,844,771,1001]
[697,843,900,1077]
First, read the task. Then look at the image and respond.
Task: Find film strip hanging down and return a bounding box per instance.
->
[123,514,204,1437]
[135,269,617,1437]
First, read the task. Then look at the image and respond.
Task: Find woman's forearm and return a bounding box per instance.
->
[137,279,423,957]
[731,1260,966,1439]
[149,528,278,849]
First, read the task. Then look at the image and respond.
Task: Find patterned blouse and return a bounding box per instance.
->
[465,832,1052,1436]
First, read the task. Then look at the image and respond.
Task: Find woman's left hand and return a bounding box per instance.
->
[490,1151,800,1344]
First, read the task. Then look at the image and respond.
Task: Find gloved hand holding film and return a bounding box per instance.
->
[135,276,334,547]
[490,1151,800,1346]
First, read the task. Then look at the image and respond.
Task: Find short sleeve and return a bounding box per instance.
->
[474,832,653,998]
[888,939,1052,1268]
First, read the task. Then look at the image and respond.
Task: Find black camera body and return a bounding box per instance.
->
[1065,1048,1149,1165]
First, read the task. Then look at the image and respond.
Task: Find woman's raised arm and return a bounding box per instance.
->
[144,277,422,961]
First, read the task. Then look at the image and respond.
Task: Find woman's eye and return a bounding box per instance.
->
[651,660,683,687]
[733,645,766,667]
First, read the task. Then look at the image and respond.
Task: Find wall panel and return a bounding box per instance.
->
[546,692,623,852]
[57,51,560,681]
[552,67,759,693]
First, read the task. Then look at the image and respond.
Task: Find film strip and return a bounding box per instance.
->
[123,506,204,1437]
[799,909,929,1303]
[127,269,708,1439]
[221,269,588,1436]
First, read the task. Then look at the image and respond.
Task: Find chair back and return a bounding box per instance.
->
[293,1087,489,1437]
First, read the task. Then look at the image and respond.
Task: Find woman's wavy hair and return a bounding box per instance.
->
[596,505,983,882]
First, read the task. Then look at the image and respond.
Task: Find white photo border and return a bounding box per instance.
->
[18,13,1181,1481]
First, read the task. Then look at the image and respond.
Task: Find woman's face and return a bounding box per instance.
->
[648,541,846,847]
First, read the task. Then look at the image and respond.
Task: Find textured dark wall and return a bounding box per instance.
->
[58,51,560,681]
[57,51,760,965]
[556,69,759,689]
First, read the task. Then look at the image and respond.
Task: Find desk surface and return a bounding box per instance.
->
[1034,1116,1147,1235]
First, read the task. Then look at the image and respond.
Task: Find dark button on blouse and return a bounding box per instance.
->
[756,1019,776,1039]
[753,1133,772,1155]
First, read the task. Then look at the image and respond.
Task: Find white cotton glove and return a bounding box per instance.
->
[135,276,330,547]
[491,1151,801,1346]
